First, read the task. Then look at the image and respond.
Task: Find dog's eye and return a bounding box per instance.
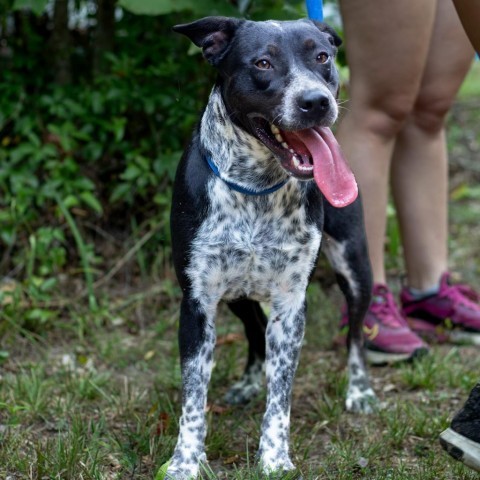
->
[316,52,329,64]
[255,59,272,70]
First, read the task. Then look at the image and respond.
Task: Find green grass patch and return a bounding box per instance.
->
[458,61,480,99]
[1,295,480,479]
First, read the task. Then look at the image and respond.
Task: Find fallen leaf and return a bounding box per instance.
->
[216,333,244,346]
[144,350,156,361]
[206,404,229,414]
[156,412,170,436]
[383,383,397,393]
[223,455,240,465]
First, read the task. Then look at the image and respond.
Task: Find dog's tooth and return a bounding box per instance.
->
[271,124,280,134]
[289,148,295,154]
[275,134,283,143]
[282,142,289,149]
[292,157,301,168]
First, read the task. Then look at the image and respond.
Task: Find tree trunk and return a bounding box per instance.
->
[93,0,116,76]
[50,0,71,85]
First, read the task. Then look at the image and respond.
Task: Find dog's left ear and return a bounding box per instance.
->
[310,21,342,48]
[173,16,243,66]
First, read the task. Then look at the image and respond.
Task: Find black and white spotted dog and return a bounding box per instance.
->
[168,16,377,479]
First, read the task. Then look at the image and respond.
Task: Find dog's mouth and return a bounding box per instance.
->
[251,117,358,208]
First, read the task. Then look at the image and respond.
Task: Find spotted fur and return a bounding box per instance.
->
[168,16,377,479]
[223,355,263,405]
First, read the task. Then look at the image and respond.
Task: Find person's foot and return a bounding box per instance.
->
[338,284,429,365]
[401,272,480,345]
[440,383,480,472]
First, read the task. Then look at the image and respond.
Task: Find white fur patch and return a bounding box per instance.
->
[323,234,359,298]
[281,66,338,128]
[345,342,377,413]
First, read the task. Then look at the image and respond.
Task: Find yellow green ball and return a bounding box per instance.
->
[154,460,171,480]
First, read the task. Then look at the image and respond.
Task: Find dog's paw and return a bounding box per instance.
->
[345,386,378,414]
[164,453,206,480]
[163,468,193,480]
[258,452,296,478]
[224,379,262,405]
[164,464,198,480]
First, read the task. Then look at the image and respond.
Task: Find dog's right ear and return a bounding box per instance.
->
[310,20,342,48]
[173,16,242,66]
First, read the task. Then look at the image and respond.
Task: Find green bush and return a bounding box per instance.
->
[0,0,308,311]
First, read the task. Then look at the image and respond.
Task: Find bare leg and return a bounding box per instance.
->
[391,0,474,290]
[337,0,437,284]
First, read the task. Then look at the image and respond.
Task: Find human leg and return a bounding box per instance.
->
[437,3,480,474]
[391,0,474,291]
[335,0,436,362]
[337,0,437,285]
[389,0,480,343]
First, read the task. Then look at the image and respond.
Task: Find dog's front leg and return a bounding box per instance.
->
[167,296,217,480]
[257,296,306,475]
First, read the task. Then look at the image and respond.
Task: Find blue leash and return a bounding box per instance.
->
[305,0,323,21]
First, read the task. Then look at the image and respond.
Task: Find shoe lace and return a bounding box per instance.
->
[370,285,407,328]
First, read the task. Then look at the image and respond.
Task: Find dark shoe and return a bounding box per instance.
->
[440,384,480,472]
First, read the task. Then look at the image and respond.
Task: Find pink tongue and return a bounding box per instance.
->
[290,127,358,208]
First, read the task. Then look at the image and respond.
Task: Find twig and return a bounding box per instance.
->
[92,221,165,289]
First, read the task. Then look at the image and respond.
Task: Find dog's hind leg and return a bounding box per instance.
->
[166,295,217,480]
[322,197,378,413]
[224,299,267,405]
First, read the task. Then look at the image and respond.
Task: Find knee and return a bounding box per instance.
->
[351,93,417,139]
[410,94,454,134]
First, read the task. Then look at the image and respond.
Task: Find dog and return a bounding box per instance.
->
[168,16,377,478]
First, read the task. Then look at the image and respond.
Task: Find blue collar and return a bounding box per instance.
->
[206,156,289,196]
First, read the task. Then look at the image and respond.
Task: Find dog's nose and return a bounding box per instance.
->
[297,90,330,113]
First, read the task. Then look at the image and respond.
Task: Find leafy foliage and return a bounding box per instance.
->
[0,0,307,324]
[1,11,204,284]
[118,0,239,16]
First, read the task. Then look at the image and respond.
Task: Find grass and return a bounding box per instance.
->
[1,281,480,479]
[457,60,480,99]
[1,66,480,480]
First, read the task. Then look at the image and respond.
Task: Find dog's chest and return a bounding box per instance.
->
[187,180,321,303]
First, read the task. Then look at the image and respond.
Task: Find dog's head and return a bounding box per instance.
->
[174,17,357,207]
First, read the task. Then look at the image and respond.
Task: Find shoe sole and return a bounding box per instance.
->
[408,318,480,345]
[440,427,480,472]
[449,331,480,346]
[365,347,429,366]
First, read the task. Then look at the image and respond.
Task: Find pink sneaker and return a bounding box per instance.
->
[401,272,480,345]
[338,284,429,365]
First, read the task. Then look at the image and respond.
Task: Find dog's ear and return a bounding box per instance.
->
[310,20,342,48]
[173,16,242,66]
